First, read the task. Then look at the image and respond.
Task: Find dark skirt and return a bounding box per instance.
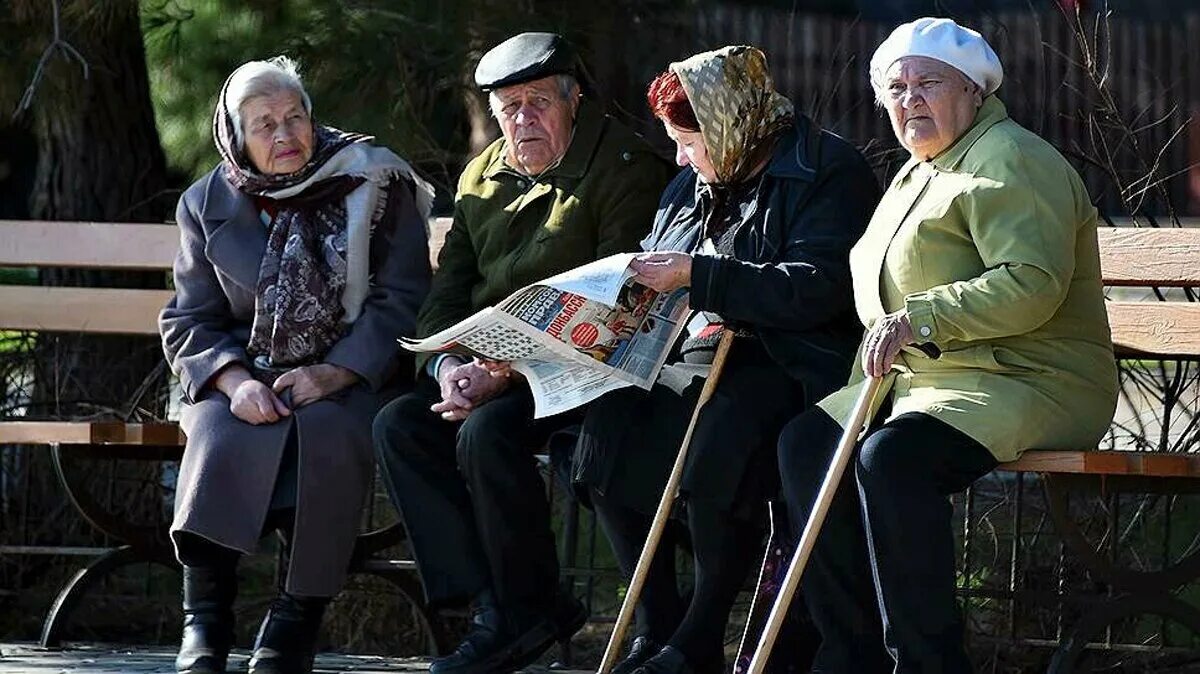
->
[573,338,807,518]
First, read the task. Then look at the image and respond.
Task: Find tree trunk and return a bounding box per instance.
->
[462,1,500,159]
[25,0,172,420]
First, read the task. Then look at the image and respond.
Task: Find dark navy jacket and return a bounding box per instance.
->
[642,115,881,402]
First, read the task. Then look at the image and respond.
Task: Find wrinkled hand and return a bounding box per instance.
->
[272,364,360,408]
[431,358,512,421]
[861,310,915,378]
[630,252,693,293]
[229,379,291,425]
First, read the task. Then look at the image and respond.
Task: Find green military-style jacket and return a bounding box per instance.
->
[416,101,672,367]
[819,96,1118,461]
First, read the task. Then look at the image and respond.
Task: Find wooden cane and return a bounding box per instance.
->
[744,375,884,674]
[597,329,737,674]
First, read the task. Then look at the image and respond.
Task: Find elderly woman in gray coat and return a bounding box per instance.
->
[160,56,432,674]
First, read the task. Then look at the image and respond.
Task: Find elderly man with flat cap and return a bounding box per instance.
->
[373,32,672,674]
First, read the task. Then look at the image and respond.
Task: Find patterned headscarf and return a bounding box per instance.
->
[670,46,794,185]
[211,65,433,374]
[212,67,369,195]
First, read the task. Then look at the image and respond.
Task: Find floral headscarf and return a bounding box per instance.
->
[670,46,794,185]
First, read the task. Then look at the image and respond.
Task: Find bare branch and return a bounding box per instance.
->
[13,0,90,119]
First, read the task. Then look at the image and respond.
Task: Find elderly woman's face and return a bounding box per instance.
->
[883,56,982,161]
[241,90,314,175]
[663,122,716,183]
[492,76,579,176]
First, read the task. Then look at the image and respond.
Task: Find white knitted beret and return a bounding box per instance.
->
[869,17,1003,95]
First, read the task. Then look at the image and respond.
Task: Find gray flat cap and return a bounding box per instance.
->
[474,32,578,91]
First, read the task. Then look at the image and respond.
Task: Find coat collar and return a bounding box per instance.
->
[763,117,818,182]
[931,95,1008,172]
[891,95,1008,184]
[200,168,267,292]
[481,100,606,181]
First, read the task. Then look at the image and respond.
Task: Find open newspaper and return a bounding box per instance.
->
[400,253,690,418]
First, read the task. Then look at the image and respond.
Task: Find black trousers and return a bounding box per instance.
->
[777,409,997,674]
[372,377,579,616]
[584,348,809,670]
[592,491,761,669]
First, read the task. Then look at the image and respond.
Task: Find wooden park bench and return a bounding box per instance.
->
[0,217,451,652]
[3,218,1199,669]
[991,225,1200,672]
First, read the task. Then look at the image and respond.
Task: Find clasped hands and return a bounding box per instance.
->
[431,356,517,421]
[217,363,359,425]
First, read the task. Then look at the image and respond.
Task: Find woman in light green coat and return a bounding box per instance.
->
[777,18,1117,673]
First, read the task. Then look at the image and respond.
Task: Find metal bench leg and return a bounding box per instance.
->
[1041,475,1200,671]
[1047,592,1200,674]
[358,567,450,656]
[556,492,581,667]
[39,544,176,647]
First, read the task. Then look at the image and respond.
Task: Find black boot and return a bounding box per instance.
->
[176,564,238,674]
[247,592,328,674]
[612,636,662,674]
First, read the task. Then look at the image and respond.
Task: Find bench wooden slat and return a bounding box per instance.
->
[1098,226,1200,287]
[0,220,177,271]
[1108,301,1200,359]
[0,421,185,446]
[0,286,174,335]
[998,450,1200,477]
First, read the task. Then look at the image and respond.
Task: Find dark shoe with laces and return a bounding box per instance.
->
[431,590,588,674]
[247,592,328,674]
[502,590,588,672]
[176,564,237,674]
[429,594,511,674]
[612,636,662,674]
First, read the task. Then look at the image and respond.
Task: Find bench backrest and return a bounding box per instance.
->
[1097,227,1200,360]
[0,218,453,335]
[1,219,1197,347]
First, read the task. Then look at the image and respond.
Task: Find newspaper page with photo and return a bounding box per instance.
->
[400,254,690,418]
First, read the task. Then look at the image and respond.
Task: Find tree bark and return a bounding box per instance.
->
[24,0,171,420]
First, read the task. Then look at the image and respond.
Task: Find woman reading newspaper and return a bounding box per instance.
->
[569,46,880,674]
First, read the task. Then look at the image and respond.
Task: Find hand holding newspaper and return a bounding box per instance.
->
[400,254,690,418]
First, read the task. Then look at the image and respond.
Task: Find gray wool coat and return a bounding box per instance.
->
[160,167,430,597]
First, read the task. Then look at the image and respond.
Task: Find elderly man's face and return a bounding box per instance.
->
[883,56,982,161]
[242,90,314,175]
[492,76,580,176]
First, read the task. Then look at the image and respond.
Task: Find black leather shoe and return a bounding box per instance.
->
[612,636,662,674]
[247,592,328,674]
[429,594,510,674]
[632,646,696,674]
[176,565,237,674]
[431,590,589,674]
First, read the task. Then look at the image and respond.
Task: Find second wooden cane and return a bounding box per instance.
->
[744,375,883,674]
